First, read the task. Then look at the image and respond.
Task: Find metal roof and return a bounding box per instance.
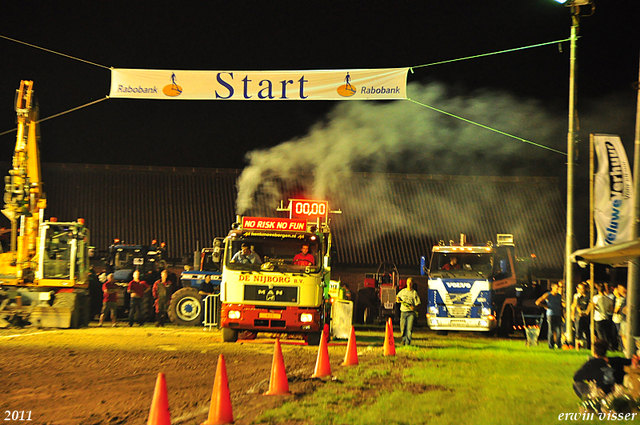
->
[0,163,565,271]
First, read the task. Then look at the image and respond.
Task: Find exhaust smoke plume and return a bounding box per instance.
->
[235,82,635,260]
[237,82,567,213]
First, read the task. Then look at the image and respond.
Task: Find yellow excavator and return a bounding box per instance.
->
[0,81,91,328]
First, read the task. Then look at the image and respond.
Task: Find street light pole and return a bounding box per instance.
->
[564,8,579,346]
[626,56,640,359]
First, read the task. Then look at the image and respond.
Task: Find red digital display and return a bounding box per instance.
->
[289,199,328,220]
[242,217,307,232]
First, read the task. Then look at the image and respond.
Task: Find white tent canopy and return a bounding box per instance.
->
[571,238,640,266]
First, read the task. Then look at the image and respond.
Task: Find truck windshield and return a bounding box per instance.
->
[225,237,320,273]
[430,252,493,276]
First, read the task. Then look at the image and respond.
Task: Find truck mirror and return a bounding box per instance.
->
[420,256,427,276]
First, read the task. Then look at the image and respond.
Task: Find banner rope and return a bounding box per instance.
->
[407,98,567,156]
[0,34,111,70]
[0,34,570,155]
[0,96,110,137]
[409,38,572,72]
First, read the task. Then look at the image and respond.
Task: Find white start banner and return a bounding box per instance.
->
[109,68,408,100]
[593,134,634,246]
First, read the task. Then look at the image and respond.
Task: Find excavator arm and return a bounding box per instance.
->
[1,80,46,281]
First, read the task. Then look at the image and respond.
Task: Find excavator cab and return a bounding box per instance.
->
[39,221,90,283]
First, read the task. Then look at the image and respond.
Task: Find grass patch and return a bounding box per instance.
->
[254,331,636,424]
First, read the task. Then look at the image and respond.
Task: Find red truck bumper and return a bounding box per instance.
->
[221,304,321,333]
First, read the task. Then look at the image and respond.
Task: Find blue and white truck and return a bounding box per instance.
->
[421,234,539,335]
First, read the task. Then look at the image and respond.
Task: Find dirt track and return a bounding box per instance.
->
[0,324,382,425]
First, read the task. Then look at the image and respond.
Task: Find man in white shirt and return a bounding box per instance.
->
[593,282,614,346]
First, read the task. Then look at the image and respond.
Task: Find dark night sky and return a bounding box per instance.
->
[0,0,638,171]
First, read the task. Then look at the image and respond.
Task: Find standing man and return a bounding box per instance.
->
[593,282,614,347]
[571,283,591,349]
[293,244,315,266]
[536,282,564,349]
[396,277,420,346]
[98,273,118,327]
[127,270,150,327]
[152,270,172,327]
[613,284,627,351]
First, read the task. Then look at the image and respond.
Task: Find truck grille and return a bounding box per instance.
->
[444,293,473,318]
[446,306,471,318]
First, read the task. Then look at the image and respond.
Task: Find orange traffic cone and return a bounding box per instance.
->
[265,339,291,395]
[383,318,396,356]
[312,326,332,378]
[147,373,171,425]
[201,354,234,425]
[341,326,359,366]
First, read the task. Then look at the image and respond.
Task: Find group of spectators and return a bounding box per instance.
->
[535,280,636,400]
[535,280,628,352]
[94,268,177,327]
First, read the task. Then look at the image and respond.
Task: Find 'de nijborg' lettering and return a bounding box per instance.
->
[238,274,292,284]
[215,73,308,99]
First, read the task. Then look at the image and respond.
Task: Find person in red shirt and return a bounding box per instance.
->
[293,244,315,266]
[441,257,460,270]
[98,273,118,327]
[127,270,150,327]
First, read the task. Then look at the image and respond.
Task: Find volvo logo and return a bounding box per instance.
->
[445,282,472,289]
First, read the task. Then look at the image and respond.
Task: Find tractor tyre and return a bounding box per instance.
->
[168,287,203,326]
[142,292,155,323]
[222,327,238,343]
[356,287,376,324]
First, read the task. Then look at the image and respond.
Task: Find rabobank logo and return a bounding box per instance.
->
[337,72,356,97]
[163,73,183,97]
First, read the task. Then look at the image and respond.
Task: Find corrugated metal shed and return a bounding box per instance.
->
[0,163,565,270]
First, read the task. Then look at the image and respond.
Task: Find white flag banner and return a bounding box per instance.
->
[109,68,408,100]
[594,134,634,246]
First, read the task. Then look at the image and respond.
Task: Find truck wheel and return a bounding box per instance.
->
[307,331,321,346]
[222,327,238,343]
[168,287,202,326]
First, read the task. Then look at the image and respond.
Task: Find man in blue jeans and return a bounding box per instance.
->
[536,282,564,349]
[396,277,421,346]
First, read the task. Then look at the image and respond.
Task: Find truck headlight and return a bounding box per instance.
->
[429,306,438,315]
[228,310,241,320]
[482,307,491,316]
[430,319,438,326]
[300,313,314,323]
